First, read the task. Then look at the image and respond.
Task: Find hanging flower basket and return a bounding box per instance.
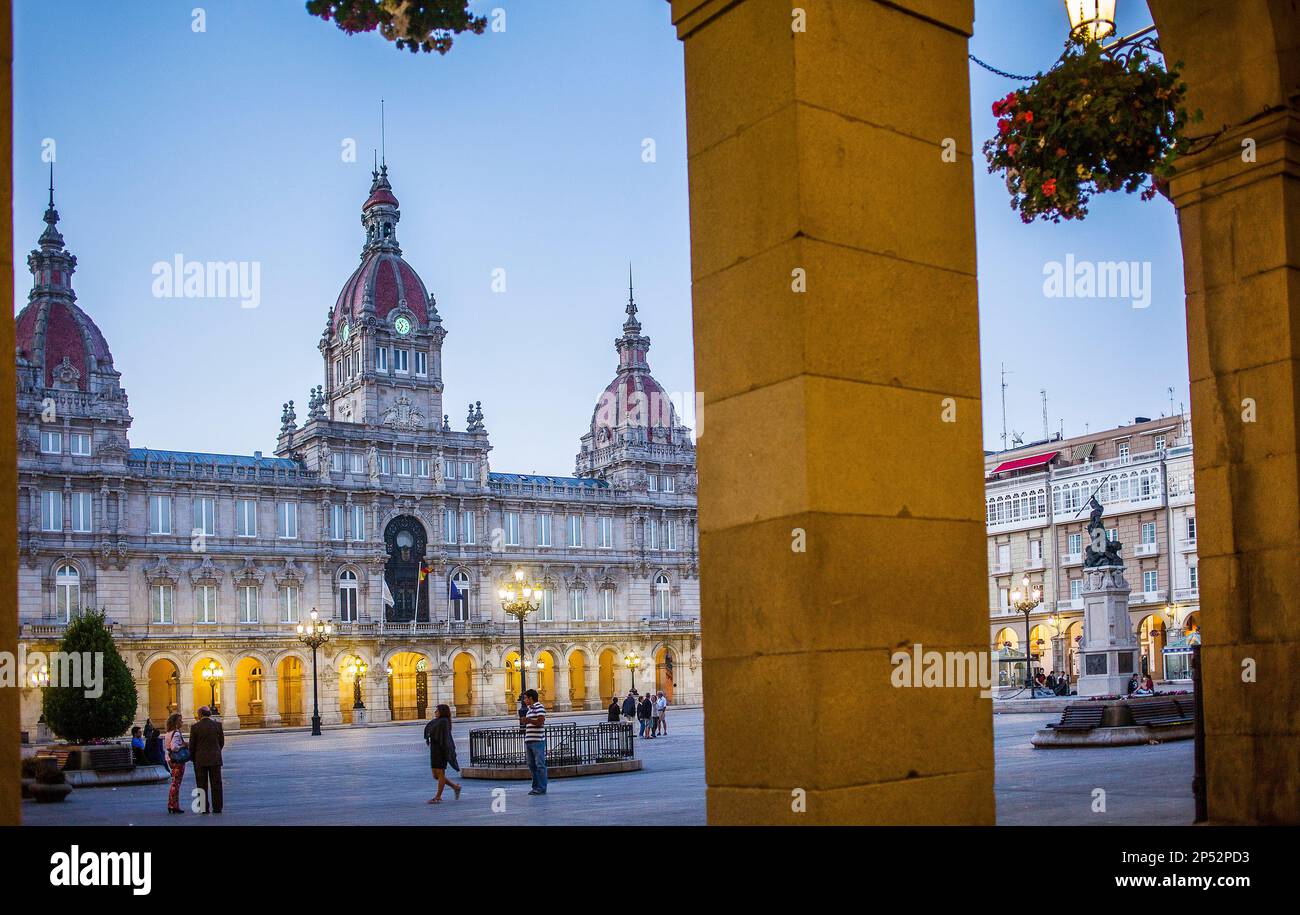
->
[982,38,1199,223]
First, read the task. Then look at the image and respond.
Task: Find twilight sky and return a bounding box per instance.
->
[12,0,1188,472]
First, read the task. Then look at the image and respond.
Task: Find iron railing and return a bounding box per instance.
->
[469,721,635,768]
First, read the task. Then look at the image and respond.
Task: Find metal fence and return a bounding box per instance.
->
[469,721,635,767]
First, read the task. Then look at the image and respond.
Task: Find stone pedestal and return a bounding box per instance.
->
[1075,564,1139,698]
[351,707,369,727]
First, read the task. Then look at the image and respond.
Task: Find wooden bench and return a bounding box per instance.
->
[1048,705,1106,731]
[1129,698,1193,728]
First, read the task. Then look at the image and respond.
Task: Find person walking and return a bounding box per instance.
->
[621,690,637,724]
[655,690,669,736]
[163,713,188,815]
[423,703,462,804]
[607,696,621,722]
[519,688,547,795]
[188,705,225,815]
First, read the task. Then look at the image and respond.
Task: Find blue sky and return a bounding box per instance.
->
[13,0,1189,471]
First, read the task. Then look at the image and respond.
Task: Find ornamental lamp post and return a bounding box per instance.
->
[624,651,642,693]
[499,568,542,700]
[344,656,368,709]
[200,660,225,715]
[1010,575,1043,692]
[296,608,333,736]
[1064,0,1116,43]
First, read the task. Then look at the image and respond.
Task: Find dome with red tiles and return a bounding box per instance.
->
[589,291,679,438]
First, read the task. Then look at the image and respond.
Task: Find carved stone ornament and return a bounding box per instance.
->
[188,555,224,584]
[273,558,304,587]
[144,555,181,584]
[234,556,265,584]
[382,394,425,431]
[52,356,81,388]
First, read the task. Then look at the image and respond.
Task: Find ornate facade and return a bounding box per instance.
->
[15,167,701,732]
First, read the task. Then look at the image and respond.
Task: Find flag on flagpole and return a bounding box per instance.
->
[382,578,395,607]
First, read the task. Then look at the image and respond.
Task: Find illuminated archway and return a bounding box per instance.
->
[1137,614,1168,680]
[535,650,556,708]
[191,656,227,716]
[146,659,180,723]
[503,650,522,708]
[234,657,267,727]
[452,652,475,717]
[654,646,676,702]
[277,656,305,727]
[567,649,589,709]
[387,651,431,721]
[598,648,617,703]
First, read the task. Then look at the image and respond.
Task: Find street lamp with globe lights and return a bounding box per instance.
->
[1011,575,1043,692]
[296,608,333,736]
[1064,0,1116,43]
[343,656,368,710]
[499,568,542,703]
[624,651,642,693]
[200,660,225,715]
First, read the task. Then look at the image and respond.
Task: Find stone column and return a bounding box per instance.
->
[133,676,149,725]
[671,0,993,825]
[583,662,599,709]
[177,676,196,721]
[1148,0,1300,825]
[554,664,572,712]
[368,669,391,723]
[261,671,281,728]
[320,671,343,726]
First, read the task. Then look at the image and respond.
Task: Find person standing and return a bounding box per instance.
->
[639,692,654,739]
[519,688,547,795]
[621,690,637,724]
[163,713,188,814]
[423,704,462,804]
[188,705,225,815]
[655,691,669,736]
[607,696,621,722]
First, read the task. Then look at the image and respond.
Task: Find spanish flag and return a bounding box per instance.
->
[418,564,433,583]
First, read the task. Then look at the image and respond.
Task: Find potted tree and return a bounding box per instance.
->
[23,756,71,803]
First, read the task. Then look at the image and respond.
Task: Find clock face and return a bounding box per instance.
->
[341,322,351,342]
[394,316,412,336]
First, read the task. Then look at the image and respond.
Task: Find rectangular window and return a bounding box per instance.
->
[416,458,430,477]
[278,501,298,539]
[71,492,93,533]
[540,588,554,622]
[331,452,344,473]
[460,461,474,480]
[444,459,456,481]
[40,430,61,454]
[1029,539,1043,561]
[398,456,412,476]
[1118,440,1130,461]
[997,543,1011,569]
[414,351,427,376]
[235,499,257,537]
[40,490,62,531]
[196,584,217,624]
[331,504,345,541]
[665,521,677,551]
[149,495,172,535]
[194,497,216,537]
[1070,579,1083,601]
[998,587,1009,610]
[394,349,409,374]
[504,512,520,546]
[350,453,366,474]
[600,590,614,621]
[567,515,583,547]
[1186,517,1196,540]
[281,585,299,623]
[1154,434,1166,451]
[344,353,352,379]
[648,474,658,492]
[1189,565,1198,589]
[648,519,659,550]
[571,591,585,621]
[70,432,92,456]
[538,514,552,547]
[1067,532,1082,555]
[151,585,174,624]
[597,516,613,549]
[238,585,258,623]
[1143,570,1159,592]
[376,346,388,372]
[350,505,365,542]
[462,511,475,544]
[334,360,343,385]
[377,454,391,476]
[1141,521,1156,545]
[444,508,457,544]
[663,475,675,492]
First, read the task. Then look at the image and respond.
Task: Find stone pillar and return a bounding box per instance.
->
[1148,0,1300,825]
[671,0,993,825]
[177,676,196,721]
[583,662,599,709]
[554,664,572,712]
[481,666,506,716]
[368,669,390,723]
[133,677,149,725]
[261,672,281,728]
[1075,565,1138,698]
[321,672,343,726]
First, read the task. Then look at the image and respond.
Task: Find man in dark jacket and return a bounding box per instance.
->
[607,697,621,722]
[621,690,637,723]
[189,705,226,814]
[638,694,654,738]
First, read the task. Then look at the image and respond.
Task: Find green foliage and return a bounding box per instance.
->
[306,0,487,55]
[41,609,137,744]
[982,39,1200,223]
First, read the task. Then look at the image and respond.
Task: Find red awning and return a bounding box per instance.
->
[990,451,1058,474]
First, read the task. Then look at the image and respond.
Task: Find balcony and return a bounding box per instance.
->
[1174,587,1199,602]
[1060,552,1083,567]
[1132,591,1163,605]
[1057,599,1083,611]
[989,562,1011,576]
[1133,542,1159,558]
[1023,556,1046,571]
[1177,538,1197,553]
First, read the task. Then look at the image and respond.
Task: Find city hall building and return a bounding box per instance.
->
[14,167,701,733]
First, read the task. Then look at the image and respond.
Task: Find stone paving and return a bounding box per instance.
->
[21,709,1193,826]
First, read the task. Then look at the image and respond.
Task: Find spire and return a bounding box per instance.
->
[623,262,641,334]
[39,162,64,251]
[615,267,650,372]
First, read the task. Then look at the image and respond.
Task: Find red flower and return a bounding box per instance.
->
[1056,147,1067,158]
[1008,143,1020,157]
[998,119,1011,136]
[1023,111,1034,124]
[1042,178,1057,196]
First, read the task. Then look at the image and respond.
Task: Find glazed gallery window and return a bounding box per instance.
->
[238,584,259,623]
[40,490,62,531]
[538,514,552,547]
[570,590,586,621]
[55,564,79,621]
[331,504,346,541]
[148,495,172,535]
[277,501,298,539]
[597,516,613,549]
[504,512,520,546]
[280,585,300,623]
[151,584,174,624]
[70,432,92,456]
[338,570,358,621]
[600,589,614,621]
[40,430,61,454]
[235,499,257,537]
[653,573,670,619]
[444,508,457,544]
[70,492,93,533]
[567,515,582,548]
[196,584,217,624]
[350,505,365,541]
[1143,570,1158,593]
[194,497,216,537]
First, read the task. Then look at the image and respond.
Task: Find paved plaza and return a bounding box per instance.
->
[22,709,1192,826]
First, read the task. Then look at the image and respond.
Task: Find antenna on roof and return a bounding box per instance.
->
[48,161,54,207]
[1040,389,1049,441]
[1000,363,1011,451]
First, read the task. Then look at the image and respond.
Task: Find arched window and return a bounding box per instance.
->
[653,573,670,620]
[450,570,470,622]
[338,569,358,622]
[55,564,79,622]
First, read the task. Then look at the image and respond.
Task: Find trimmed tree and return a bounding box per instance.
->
[41,609,137,743]
[305,0,487,55]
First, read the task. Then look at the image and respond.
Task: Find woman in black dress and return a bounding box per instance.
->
[423,704,462,804]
